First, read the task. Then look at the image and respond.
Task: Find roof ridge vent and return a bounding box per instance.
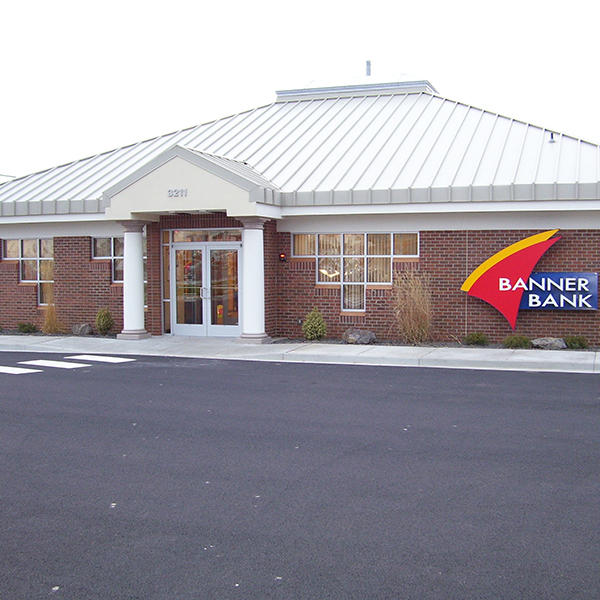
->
[276,80,437,102]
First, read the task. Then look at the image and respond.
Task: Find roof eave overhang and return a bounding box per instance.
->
[278,183,600,207]
[280,198,600,218]
[0,197,104,219]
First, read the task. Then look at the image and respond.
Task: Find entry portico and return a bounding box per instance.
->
[102,146,280,341]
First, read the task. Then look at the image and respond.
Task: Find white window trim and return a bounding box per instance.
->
[92,234,148,284]
[291,232,420,312]
[2,238,54,305]
[92,237,125,282]
[92,235,148,307]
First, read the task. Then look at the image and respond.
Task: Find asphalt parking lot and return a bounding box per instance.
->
[1,353,599,599]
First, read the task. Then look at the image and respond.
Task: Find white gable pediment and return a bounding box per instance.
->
[102,146,279,220]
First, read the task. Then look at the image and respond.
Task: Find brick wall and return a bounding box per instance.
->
[0,258,40,328]
[275,229,600,344]
[53,237,123,333]
[145,222,162,335]
[0,237,123,333]
[275,232,425,340]
[3,226,599,343]
[458,230,600,343]
[263,219,279,337]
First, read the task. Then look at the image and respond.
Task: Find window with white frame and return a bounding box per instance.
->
[92,235,148,304]
[292,232,418,311]
[92,237,125,281]
[2,238,54,304]
[92,235,147,282]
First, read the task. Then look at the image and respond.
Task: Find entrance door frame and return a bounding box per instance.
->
[170,241,242,337]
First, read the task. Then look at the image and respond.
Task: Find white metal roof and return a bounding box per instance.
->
[1,81,599,217]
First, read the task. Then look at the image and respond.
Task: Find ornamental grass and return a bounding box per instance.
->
[392,270,433,345]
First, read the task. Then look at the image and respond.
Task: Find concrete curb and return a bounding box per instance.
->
[0,335,597,374]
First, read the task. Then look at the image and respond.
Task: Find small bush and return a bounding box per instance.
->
[392,270,433,344]
[502,334,532,349]
[302,308,327,340]
[95,308,114,336]
[464,332,489,346]
[17,322,38,334]
[42,304,64,334]
[564,335,589,350]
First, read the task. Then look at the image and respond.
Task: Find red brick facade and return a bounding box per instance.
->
[456,230,600,343]
[0,236,124,333]
[54,237,124,333]
[274,231,417,340]
[0,260,40,327]
[274,228,600,344]
[2,223,600,344]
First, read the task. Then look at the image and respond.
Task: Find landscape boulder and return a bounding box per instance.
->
[531,337,567,350]
[72,323,93,336]
[342,328,376,345]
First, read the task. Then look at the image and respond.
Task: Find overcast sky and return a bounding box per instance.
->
[1,0,598,179]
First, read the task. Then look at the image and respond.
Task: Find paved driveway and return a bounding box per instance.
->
[1,353,599,599]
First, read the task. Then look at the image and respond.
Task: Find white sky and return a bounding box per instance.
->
[1,0,598,178]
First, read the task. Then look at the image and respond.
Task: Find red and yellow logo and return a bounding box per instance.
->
[461,229,561,329]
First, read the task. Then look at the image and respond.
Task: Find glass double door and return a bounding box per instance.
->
[170,244,240,336]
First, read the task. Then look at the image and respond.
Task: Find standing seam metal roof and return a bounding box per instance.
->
[1,86,599,216]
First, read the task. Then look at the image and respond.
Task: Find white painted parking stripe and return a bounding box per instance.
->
[18,360,91,369]
[64,355,136,363]
[0,366,43,375]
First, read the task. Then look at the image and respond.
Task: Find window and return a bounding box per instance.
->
[93,237,125,281]
[92,235,147,283]
[172,229,241,243]
[2,238,54,304]
[292,233,315,256]
[394,233,418,256]
[92,235,147,305]
[291,232,418,311]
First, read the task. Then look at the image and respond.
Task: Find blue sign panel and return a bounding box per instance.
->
[519,272,598,310]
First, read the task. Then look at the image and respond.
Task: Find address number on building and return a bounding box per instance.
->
[168,188,188,198]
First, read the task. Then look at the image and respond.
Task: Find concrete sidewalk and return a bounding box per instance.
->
[0,334,597,373]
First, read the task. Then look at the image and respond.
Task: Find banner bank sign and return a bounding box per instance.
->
[461,230,598,329]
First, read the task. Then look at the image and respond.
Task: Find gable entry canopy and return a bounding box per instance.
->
[98,145,277,341]
[102,145,280,221]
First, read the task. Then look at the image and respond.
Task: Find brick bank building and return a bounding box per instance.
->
[1,80,600,343]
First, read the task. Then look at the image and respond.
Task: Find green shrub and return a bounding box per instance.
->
[302,307,327,340]
[564,335,589,350]
[17,322,38,334]
[95,308,114,336]
[464,332,489,346]
[502,334,532,349]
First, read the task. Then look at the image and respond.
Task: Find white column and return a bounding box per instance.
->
[239,217,269,342]
[117,221,150,340]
